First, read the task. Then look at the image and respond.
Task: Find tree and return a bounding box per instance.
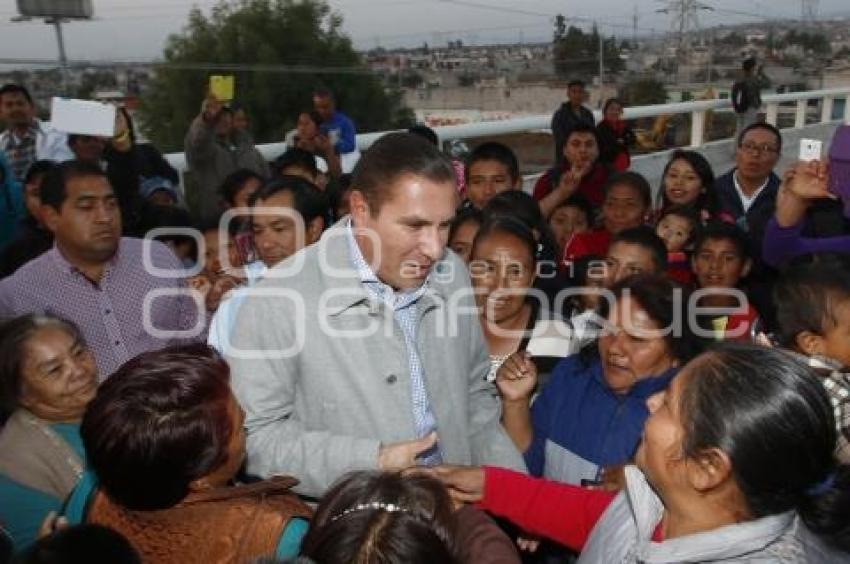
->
[552,20,623,79]
[620,77,667,106]
[137,0,413,151]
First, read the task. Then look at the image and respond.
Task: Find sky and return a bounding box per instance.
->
[0,0,848,64]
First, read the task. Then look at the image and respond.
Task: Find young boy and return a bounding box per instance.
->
[691,221,756,341]
[774,254,850,462]
[463,142,521,210]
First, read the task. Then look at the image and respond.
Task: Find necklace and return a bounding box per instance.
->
[20,410,84,481]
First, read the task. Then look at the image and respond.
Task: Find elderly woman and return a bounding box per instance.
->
[471,216,579,388]
[432,344,850,562]
[64,344,311,563]
[0,314,98,551]
[497,274,704,488]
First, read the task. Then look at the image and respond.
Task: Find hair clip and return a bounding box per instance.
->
[329,501,409,523]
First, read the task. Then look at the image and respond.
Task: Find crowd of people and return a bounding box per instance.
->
[0,77,849,564]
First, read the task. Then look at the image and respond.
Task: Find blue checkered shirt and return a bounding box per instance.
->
[346,221,442,464]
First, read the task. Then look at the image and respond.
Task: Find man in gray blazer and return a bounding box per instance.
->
[226,132,525,496]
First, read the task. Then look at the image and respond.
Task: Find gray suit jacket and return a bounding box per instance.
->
[226,221,525,496]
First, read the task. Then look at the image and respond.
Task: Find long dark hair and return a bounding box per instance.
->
[680,343,850,550]
[472,215,538,267]
[300,471,458,563]
[482,190,558,263]
[657,150,718,215]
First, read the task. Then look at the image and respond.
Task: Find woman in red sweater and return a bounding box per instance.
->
[596,98,635,173]
[426,344,850,562]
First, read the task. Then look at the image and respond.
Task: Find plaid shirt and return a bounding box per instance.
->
[808,356,850,464]
[0,238,205,378]
[2,124,37,183]
[346,220,442,464]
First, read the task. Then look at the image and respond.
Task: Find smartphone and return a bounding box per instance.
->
[799,139,823,162]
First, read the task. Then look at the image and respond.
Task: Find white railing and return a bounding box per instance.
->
[165,86,850,176]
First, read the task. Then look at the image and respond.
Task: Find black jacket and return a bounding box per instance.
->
[550,103,595,165]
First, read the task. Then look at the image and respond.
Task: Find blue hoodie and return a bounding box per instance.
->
[0,153,23,251]
[525,354,677,485]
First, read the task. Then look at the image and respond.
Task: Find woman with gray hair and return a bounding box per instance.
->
[0,314,97,552]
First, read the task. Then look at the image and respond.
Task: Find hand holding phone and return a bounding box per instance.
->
[799,139,822,162]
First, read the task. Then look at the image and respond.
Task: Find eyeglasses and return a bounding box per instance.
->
[738,141,779,156]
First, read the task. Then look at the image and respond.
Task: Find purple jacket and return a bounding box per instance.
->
[762,217,850,267]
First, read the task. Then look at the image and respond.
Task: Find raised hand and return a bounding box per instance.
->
[782,159,833,201]
[495,351,537,403]
[202,93,224,122]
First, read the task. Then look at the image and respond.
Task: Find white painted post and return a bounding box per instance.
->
[821,96,834,123]
[845,96,850,124]
[765,102,779,126]
[690,110,706,148]
[795,99,807,129]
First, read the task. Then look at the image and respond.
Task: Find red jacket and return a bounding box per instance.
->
[479,466,662,552]
[561,229,611,269]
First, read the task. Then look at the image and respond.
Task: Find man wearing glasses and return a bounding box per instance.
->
[715,122,782,330]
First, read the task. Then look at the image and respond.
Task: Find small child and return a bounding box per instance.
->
[655,205,699,285]
[548,196,592,254]
[448,207,483,265]
[774,254,850,463]
[566,254,606,345]
[691,221,757,341]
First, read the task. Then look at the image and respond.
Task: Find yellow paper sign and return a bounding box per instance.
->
[209,75,235,102]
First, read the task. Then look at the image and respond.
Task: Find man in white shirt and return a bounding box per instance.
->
[207,175,328,352]
[714,122,782,329]
[0,84,73,182]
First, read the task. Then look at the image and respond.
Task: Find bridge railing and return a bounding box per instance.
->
[164,86,850,180]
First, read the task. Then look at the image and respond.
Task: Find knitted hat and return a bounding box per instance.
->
[828,125,850,218]
[139,176,178,203]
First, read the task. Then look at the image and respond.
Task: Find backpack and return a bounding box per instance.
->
[731,80,750,113]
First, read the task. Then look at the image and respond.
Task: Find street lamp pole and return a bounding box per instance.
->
[48,17,70,95]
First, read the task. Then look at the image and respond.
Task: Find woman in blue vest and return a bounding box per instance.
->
[497,273,705,487]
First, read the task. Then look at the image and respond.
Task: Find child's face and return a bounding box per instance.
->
[815,298,850,368]
[549,205,589,249]
[692,238,750,289]
[656,214,693,252]
[466,159,516,210]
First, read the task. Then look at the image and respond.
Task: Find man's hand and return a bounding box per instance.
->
[378,432,438,471]
[495,351,537,403]
[555,168,581,198]
[571,159,594,181]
